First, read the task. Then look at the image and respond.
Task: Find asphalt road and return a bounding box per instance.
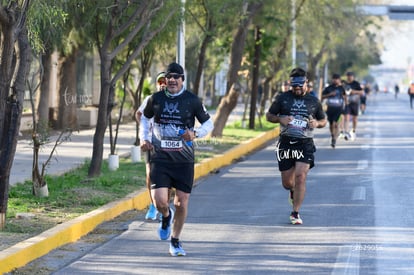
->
[33,92,414,274]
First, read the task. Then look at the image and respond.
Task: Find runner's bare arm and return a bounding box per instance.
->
[309,117,327,129]
[266,113,293,126]
[351,89,364,96]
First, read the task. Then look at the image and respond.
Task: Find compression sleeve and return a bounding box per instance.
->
[139,115,152,142]
[138,96,151,114]
[195,118,213,138]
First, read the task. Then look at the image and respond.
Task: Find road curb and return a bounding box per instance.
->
[0,126,279,274]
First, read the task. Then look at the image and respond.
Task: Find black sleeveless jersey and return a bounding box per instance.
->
[268,91,325,139]
[143,90,210,163]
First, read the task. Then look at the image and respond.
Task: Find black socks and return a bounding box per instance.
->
[171,237,179,247]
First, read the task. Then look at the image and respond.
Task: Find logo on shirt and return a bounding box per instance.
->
[163,102,180,115]
[292,99,306,109]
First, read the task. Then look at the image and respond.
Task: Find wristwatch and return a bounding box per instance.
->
[194,130,199,138]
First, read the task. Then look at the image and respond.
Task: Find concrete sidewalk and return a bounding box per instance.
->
[11,123,138,186]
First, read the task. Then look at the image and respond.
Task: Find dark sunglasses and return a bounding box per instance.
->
[166,73,183,80]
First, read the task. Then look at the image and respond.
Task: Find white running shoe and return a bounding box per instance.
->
[290,211,303,225]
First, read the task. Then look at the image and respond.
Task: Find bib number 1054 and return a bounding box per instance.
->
[161,140,183,149]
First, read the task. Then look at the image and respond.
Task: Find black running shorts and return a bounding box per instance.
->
[276,136,316,171]
[150,162,194,193]
[142,150,150,163]
[345,103,359,116]
[360,96,367,105]
[326,106,343,123]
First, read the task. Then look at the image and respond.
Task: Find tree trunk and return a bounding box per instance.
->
[88,57,112,177]
[211,83,241,137]
[56,49,78,130]
[38,49,53,124]
[193,25,213,96]
[133,50,152,146]
[259,77,271,117]
[0,25,31,229]
[249,26,261,129]
[211,2,263,137]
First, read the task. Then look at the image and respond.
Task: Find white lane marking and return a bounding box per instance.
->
[357,160,369,170]
[360,144,370,150]
[331,244,361,275]
[352,186,366,201]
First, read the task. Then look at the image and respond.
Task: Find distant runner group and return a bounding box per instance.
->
[321,71,366,148]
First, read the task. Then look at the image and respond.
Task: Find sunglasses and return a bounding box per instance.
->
[158,79,166,85]
[165,73,183,80]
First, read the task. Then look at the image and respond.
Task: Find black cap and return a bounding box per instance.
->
[289,67,307,78]
[167,62,184,75]
[346,71,354,76]
[332,73,341,79]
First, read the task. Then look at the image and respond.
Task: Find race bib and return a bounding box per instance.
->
[327,98,342,106]
[161,139,183,150]
[349,94,360,103]
[289,119,307,128]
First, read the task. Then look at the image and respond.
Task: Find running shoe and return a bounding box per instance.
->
[145,204,158,220]
[350,131,356,141]
[344,132,351,141]
[338,131,344,139]
[288,190,294,206]
[169,241,186,256]
[290,211,303,225]
[158,208,174,240]
[330,138,336,148]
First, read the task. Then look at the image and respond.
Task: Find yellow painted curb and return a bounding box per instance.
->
[0,126,279,274]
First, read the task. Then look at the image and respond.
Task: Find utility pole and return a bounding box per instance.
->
[177,0,186,71]
[249,26,262,129]
[292,0,296,68]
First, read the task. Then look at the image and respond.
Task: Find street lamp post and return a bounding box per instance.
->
[177,0,185,70]
[292,0,296,68]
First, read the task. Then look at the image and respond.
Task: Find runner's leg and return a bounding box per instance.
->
[152,187,170,217]
[352,115,358,132]
[344,113,350,133]
[292,162,310,212]
[281,167,295,190]
[146,163,153,204]
[171,190,190,239]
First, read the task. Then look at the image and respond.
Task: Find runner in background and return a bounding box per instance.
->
[394,84,400,99]
[136,72,167,221]
[322,74,346,148]
[266,67,327,225]
[344,72,363,141]
[360,82,369,115]
[408,81,414,109]
[307,81,317,98]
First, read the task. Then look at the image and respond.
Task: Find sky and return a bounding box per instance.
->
[363,0,414,86]
[373,0,414,69]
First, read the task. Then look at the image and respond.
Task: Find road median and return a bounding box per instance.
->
[0,126,279,274]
